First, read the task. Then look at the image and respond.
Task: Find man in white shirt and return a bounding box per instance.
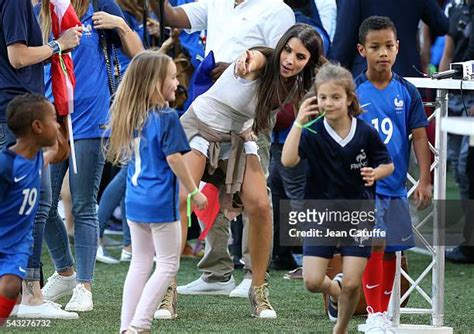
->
[153,0,295,320]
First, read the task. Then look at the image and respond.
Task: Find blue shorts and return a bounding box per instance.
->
[375,194,415,252]
[0,252,29,279]
[303,245,371,259]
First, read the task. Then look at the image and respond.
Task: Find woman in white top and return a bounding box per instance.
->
[179,24,325,318]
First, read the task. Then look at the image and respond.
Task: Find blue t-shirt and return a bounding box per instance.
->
[0,148,43,254]
[356,72,428,197]
[0,0,44,122]
[299,117,392,200]
[125,108,190,223]
[44,0,124,140]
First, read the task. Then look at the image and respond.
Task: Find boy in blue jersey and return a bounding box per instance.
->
[0,94,59,324]
[355,16,433,330]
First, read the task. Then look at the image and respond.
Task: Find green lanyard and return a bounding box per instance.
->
[187,188,200,227]
[293,112,326,134]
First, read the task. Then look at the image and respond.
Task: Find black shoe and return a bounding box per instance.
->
[270,256,297,270]
[446,247,474,264]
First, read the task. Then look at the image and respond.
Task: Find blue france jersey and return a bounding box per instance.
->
[356,72,428,197]
[299,117,392,200]
[0,148,43,254]
[125,108,190,223]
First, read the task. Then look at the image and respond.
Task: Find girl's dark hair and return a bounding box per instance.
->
[313,63,362,117]
[254,23,325,135]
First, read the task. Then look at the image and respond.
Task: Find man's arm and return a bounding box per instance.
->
[149,0,193,29]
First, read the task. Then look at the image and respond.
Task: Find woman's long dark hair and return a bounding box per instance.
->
[254,23,325,135]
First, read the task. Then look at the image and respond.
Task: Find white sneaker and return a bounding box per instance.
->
[9,304,19,316]
[229,278,252,298]
[120,249,132,262]
[177,276,236,295]
[364,307,387,334]
[65,284,93,312]
[17,301,78,319]
[96,245,119,264]
[42,272,76,302]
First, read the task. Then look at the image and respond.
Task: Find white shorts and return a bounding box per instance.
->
[189,135,259,160]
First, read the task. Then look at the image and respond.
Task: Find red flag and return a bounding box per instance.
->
[49,0,80,116]
[194,183,220,240]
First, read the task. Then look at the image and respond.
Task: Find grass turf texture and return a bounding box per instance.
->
[4,251,474,333]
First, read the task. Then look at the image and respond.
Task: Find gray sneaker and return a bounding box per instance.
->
[249,283,277,318]
[154,283,177,320]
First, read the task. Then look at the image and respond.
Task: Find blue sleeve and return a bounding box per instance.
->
[2,0,31,46]
[327,0,361,68]
[0,153,13,203]
[99,0,125,46]
[421,0,449,37]
[406,82,429,130]
[367,125,392,167]
[160,110,191,157]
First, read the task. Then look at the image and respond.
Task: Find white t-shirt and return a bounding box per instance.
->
[192,63,259,133]
[314,0,337,42]
[180,0,295,62]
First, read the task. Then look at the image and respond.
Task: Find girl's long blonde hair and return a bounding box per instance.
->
[106,50,171,165]
[40,0,89,43]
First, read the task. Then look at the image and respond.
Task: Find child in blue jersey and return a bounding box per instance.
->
[0,94,59,324]
[355,16,433,331]
[282,63,394,334]
[106,50,207,334]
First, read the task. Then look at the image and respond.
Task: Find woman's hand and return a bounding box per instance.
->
[296,96,320,125]
[57,26,83,51]
[92,11,126,31]
[146,18,161,37]
[234,50,265,79]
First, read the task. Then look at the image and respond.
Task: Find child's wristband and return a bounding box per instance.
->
[293,121,304,129]
[187,188,200,227]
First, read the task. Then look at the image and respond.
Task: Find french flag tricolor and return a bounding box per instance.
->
[49,0,80,172]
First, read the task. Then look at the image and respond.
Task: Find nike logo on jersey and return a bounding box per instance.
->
[365,284,380,289]
[14,175,27,183]
[19,267,26,273]
[360,102,372,109]
[384,290,392,295]
[401,234,413,242]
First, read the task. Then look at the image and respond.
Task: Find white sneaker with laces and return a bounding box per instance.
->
[229,278,252,298]
[364,307,386,334]
[120,249,132,262]
[65,284,93,312]
[96,245,119,264]
[42,272,76,302]
[17,301,79,319]
[177,276,236,295]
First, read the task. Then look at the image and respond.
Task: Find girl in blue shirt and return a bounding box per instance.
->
[106,50,207,334]
[38,0,143,313]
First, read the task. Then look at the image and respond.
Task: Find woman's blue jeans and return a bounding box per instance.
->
[98,166,130,247]
[44,139,105,283]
